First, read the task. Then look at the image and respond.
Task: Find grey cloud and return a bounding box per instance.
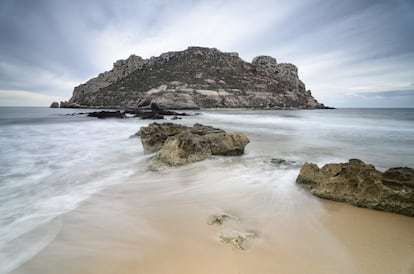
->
[359,90,414,98]
[0,0,413,106]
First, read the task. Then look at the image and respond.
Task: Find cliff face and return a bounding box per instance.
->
[64,47,327,109]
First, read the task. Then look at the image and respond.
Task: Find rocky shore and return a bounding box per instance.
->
[296,159,414,216]
[135,121,413,217]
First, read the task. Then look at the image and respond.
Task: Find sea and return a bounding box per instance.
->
[0,107,413,274]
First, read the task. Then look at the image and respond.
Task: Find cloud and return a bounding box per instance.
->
[88,0,298,68]
[0,60,79,98]
[358,89,414,98]
[0,90,66,107]
[0,0,413,107]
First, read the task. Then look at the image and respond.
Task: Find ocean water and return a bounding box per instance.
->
[0,107,413,273]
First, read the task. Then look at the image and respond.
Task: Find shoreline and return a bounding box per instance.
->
[11,161,414,274]
[2,107,413,274]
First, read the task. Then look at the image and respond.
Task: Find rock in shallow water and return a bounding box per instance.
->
[296,159,414,216]
[139,123,249,168]
[218,230,256,250]
[87,111,126,119]
[207,213,235,225]
[270,158,300,168]
[140,123,188,153]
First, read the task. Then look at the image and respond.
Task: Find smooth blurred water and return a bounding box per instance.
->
[0,107,413,273]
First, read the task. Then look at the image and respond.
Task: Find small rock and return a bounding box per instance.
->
[270,158,299,167]
[207,213,233,225]
[218,230,256,250]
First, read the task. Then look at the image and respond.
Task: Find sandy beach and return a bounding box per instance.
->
[1,108,413,274]
[11,157,414,274]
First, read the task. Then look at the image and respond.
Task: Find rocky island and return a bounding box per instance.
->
[60,46,328,109]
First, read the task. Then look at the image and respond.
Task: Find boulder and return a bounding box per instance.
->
[154,130,212,166]
[139,123,249,168]
[140,123,188,153]
[50,102,59,108]
[296,159,414,216]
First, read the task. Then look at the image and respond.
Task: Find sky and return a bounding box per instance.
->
[0,0,413,107]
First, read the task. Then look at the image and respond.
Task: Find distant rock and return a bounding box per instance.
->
[64,46,329,109]
[139,123,249,168]
[296,159,414,216]
[50,102,59,108]
[87,110,126,119]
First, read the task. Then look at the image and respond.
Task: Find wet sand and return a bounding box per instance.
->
[11,158,414,274]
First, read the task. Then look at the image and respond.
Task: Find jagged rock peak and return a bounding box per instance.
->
[113,54,146,71]
[252,55,277,67]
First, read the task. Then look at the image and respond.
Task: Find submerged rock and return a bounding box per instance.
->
[218,230,256,250]
[296,159,414,216]
[139,122,249,168]
[270,158,300,168]
[207,213,234,225]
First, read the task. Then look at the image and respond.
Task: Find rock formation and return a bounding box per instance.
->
[139,123,249,168]
[62,46,328,109]
[50,102,59,108]
[296,159,414,216]
[86,110,126,119]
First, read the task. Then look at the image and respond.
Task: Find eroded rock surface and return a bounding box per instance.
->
[296,159,414,216]
[139,123,249,168]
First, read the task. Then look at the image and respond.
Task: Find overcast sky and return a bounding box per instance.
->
[0,0,413,107]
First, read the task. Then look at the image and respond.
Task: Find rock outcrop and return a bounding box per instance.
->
[87,110,126,119]
[50,102,59,108]
[63,47,328,109]
[296,159,414,216]
[139,123,249,168]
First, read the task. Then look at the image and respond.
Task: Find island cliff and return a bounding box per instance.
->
[62,47,327,109]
